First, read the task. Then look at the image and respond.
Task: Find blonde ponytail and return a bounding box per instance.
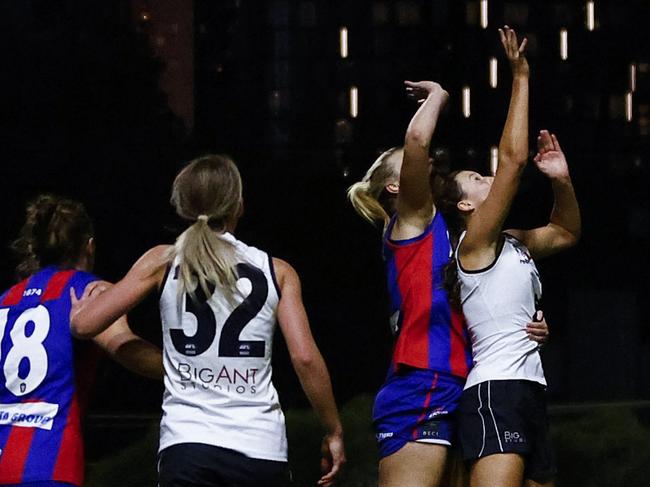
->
[347,147,403,229]
[347,180,390,227]
[173,218,239,302]
[170,155,243,303]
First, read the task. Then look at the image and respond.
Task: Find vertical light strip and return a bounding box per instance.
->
[586,1,595,31]
[489,57,498,88]
[462,86,471,118]
[350,86,358,118]
[625,92,633,122]
[629,63,637,92]
[480,0,488,29]
[560,28,569,60]
[490,146,499,175]
[339,27,348,59]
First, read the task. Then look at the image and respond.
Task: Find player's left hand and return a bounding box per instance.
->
[318,431,346,486]
[526,310,550,345]
[534,130,570,181]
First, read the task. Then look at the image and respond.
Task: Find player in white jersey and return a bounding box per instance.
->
[70,155,345,487]
[434,28,580,487]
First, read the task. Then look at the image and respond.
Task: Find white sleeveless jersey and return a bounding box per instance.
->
[158,232,287,461]
[457,232,546,390]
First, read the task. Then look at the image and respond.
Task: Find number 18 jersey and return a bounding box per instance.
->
[0,266,98,486]
[158,232,287,461]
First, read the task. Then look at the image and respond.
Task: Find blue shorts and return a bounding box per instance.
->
[3,483,77,487]
[372,368,464,458]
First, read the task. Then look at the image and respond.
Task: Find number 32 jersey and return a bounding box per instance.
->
[0,266,98,485]
[159,232,287,461]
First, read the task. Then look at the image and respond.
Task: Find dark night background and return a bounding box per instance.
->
[0,0,649,421]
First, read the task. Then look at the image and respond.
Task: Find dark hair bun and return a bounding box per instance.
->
[11,194,94,279]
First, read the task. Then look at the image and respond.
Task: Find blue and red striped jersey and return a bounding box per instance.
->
[0,266,98,486]
[383,212,472,379]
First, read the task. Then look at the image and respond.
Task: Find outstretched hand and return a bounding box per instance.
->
[534,130,570,180]
[404,80,449,107]
[499,25,528,77]
[318,432,346,486]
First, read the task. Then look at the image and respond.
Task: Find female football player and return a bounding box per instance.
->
[70,155,346,487]
[435,28,580,487]
[0,194,162,486]
[347,27,549,487]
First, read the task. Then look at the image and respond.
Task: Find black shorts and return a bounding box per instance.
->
[458,380,556,484]
[158,443,290,487]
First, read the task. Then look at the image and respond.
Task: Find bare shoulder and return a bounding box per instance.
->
[271,257,300,289]
[130,245,173,281]
[142,244,173,260]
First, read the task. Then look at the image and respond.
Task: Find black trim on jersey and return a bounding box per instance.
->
[157,262,173,301]
[268,255,282,299]
[502,231,523,244]
[458,234,507,275]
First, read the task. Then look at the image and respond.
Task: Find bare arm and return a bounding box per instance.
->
[92,317,164,380]
[460,26,530,268]
[393,81,448,239]
[274,258,345,487]
[507,131,581,258]
[70,245,171,338]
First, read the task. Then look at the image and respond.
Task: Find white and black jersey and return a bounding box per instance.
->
[158,232,287,462]
[456,232,545,390]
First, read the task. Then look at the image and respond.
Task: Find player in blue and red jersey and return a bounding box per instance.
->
[0,195,162,487]
[348,73,549,487]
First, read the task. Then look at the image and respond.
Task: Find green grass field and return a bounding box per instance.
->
[86,395,650,487]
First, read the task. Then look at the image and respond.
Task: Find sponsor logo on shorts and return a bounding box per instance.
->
[377,432,394,441]
[421,420,441,439]
[504,431,526,444]
[176,363,260,395]
[0,402,59,430]
[427,407,448,420]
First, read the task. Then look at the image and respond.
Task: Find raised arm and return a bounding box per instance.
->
[273,258,345,487]
[507,131,581,258]
[70,245,170,338]
[393,81,448,238]
[461,27,529,260]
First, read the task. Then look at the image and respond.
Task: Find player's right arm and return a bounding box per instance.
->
[273,257,345,487]
[392,81,448,240]
[459,26,529,269]
[70,245,171,338]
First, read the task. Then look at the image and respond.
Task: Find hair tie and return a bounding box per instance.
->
[197,215,209,222]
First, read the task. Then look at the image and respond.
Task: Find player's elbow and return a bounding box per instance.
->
[562,230,580,249]
[404,129,431,151]
[70,325,95,340]
[555,226,580,251]
[290,350,319,372]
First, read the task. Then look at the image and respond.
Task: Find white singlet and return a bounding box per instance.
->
[158,232,288,461]
[457,232,546,390]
